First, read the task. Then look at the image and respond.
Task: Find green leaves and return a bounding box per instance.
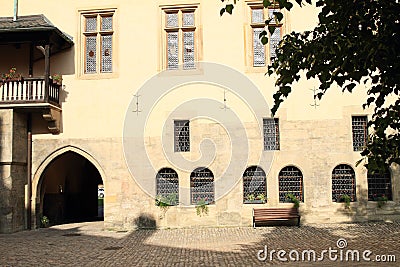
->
[218,0,400,172]
[263,0,271,8]
[226,4,234,14]
[220,3,234,16]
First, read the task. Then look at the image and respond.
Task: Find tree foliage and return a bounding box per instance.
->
[220,0,400,171]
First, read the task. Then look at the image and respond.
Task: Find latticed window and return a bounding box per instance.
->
[279,166,303,202]
[164,8,197,70]
[250,6,282,67]
[368,169,392,201]
[156,168,179,206]
[174,120,190,152]
[263,118,280,150]
[332,164,356,202]
[82,11,114,74]
[190,167,214,204]
[352,116,368,151]
[243,166,266,203]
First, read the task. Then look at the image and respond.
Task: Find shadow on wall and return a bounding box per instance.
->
[134,213,157,229]
[336,184,399,222]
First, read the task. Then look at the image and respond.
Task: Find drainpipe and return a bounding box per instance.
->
[27,114,32,229]
[13,0,18,21]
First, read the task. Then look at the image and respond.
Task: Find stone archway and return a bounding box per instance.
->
[32,147,106,227]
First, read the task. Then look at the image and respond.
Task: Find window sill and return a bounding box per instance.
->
[78,72,118,80]
[244,200,266,204]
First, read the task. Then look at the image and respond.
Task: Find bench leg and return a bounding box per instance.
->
[298,216,301,227]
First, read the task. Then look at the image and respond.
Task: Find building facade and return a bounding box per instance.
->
[0,0,399,233]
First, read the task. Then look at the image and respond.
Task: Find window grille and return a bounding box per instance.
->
[190,167,214,204]
[183,12,195,27]
[243,166,266,203]
[101,16,113,31]
[268,8,279,23]
[167,32,179,70]
[368,169,392,201]
[174,120,190,152]
[253,28,266,67]
[156,168,179,205]
[183,31,195,69]
[352,116,368,151]
[263,118,280,150]
[83,12,114,74]
[332,164,356,202]
[279,166,303,202]
[86,17,97,32]
[252,8,264,24]
[269,27,281,60]
[166,13,179,28]
[164,8,196,69]
[101,35,112,72]
[85,36,97,73]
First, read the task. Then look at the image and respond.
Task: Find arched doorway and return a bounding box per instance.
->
[39,151,104,225]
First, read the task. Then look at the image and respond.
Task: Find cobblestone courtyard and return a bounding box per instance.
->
[0,221,399,266]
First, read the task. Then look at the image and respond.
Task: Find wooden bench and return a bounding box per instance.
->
[252,208,300,227]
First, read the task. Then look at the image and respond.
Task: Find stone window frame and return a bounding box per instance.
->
[247,2,283,69]
[79,8,117,79]
[160,5,200,71]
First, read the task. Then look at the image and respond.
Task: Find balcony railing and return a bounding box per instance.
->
[0,77,61,106]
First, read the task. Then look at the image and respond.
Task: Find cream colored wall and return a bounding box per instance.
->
[0,0,371,137]
[2,0,398,229]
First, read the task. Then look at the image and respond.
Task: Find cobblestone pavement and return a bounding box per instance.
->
[0,220,399,266]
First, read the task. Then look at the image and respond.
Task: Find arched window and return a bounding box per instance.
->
[279,166,304,202]
[190,167,214,204]
[243,166,266,203]
[368,169,392,201]
[156,168,179,205]
[332,164,356,202]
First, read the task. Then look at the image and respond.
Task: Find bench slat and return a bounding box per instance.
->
[253,208,300,227]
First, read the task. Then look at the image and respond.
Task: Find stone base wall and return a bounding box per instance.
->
[30,127,400,231]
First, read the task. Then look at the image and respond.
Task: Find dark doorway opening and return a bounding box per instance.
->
[40,151,103,225]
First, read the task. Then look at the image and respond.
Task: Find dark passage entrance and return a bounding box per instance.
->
[40,152,103,225]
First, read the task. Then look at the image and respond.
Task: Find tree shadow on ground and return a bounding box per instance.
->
[0,215,399,266]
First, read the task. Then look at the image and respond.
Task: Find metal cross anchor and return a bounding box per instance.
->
[310,87,320,109]
[220,90,230,111]
[132,94,142,115]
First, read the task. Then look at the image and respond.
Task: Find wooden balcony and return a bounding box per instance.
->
[0,77,61,107]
